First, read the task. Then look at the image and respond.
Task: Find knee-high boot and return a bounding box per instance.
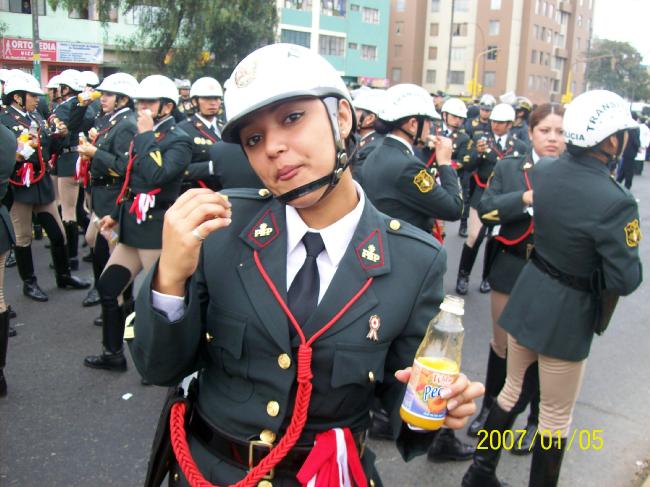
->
[468,346,507,436]
[528,436,565,487]
[51,242,91,290]
[63,221,79,270]
[14,245,48,301]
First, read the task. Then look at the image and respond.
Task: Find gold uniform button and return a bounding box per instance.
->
[266,401,280,417]
[389,219,401,231]
[258,188,270,197]
[205,332,214,343]
[173,472,180,482]
[277,353,291,369]
[368,371,375,383]
[370,480,375,487]
[260,429,276,444]
[258,481,273,487]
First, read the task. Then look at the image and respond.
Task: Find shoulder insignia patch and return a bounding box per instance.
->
[413,169,435,193]
[247,208,279,248]
[149,151,163,167]
[482,209,500,222]
[355,229,384,269]
[625,219,642,247]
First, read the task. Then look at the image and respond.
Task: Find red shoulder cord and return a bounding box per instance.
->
[10,128,47,187]
[115,140,135,204]
[473,141,515,189]
[494,169,534,246]
[76,123,118,188]
[425,125,441,169]
[170,250,374,487]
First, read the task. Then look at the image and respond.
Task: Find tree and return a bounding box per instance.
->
[47,0,277,81]
[586,39,650,101]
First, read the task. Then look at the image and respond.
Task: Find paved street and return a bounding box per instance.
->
[1,169,649,487]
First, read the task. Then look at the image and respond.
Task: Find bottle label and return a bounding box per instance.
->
[401,357,458,422]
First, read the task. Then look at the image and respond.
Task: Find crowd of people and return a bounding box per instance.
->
[0,41,644,487]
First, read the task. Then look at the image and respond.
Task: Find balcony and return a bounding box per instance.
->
[559,1,573,13]
[554,47,568,58]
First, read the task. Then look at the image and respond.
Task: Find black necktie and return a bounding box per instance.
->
[288,232,325,327]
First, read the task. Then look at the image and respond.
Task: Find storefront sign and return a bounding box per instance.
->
[1,37,103,64]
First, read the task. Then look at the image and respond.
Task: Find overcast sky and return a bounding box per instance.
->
[593,0,650,63]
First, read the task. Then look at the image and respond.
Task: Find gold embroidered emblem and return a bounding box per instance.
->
[523,162,533,170]
[481,210,500,222]
[194,137,202,145]
[624,219,642,247]
[234,58,258,88]
[254,222,273,238]
[149,151,163,167]
[361,244,380,263]
[413,169,435,193]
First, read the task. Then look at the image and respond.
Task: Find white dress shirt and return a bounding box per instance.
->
[195,114,221,138]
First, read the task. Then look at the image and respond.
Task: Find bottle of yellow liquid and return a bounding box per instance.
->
[400,295,465,430]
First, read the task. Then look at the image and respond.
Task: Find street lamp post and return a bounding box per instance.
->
[469,47,499,98]
[561,53,615,104]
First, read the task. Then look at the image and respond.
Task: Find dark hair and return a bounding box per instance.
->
[529,102,565,131]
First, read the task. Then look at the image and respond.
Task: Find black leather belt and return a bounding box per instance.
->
[61,146,78,154]
[531,250,592,293]
[91,176,121,187]
[187,409,365,479]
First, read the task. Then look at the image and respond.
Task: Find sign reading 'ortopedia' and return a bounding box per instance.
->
[1,37,103,64]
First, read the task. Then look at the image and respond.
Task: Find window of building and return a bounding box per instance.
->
[319,35,345,56]
[452,23,468,36]
[560,11,569,25]
[281,29,311,48]
[491,0,502,9]
[552,79,560,92]
[395,21,404,35]
[548,3,554,18]
[577,14,582,27]
[396,0,406,12]
[69,0,117,21]
[487,45,498,60]
[392,67,402,82]
[488,20,500,36]
[426,69,436,84]
[350,3,359,11]
[533,24,539,40]
[361,44,377,61]
[284,0,312,10]
[321,0,346,17]
[123,4,160,24]
[528,75,535,89]
[484,71,496,87]
[430,22,439,36]
[531,49,537,64]
[394,44,402,57]
[554,57,565,70]
[535,0,541,14]
[1,0,46,14]
[362,7,379,24]
[449,70,465,85]
[540,26,546,41]
[348,42,358,49]
[431,0,440,12]
[576,37,581,49]
[454,0,469,12]
[428,46,438,60]
[451,46,465,61]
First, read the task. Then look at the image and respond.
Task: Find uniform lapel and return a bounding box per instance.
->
[237,198,290,349]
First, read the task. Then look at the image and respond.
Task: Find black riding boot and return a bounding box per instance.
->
[427,428,474,462]
[14,245,48,301]
[83,300,127,371]
[51,243,91,290]
[529,436,565,487]
[63,221,79,270]
[0,309,10,396]
[456,244,480,295]
[468,347,507,436]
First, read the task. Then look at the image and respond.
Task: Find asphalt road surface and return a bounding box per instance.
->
[1,168,649,487]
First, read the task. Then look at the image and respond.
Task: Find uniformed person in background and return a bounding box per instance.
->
[469,103,565,458]
[432,89,446,113]
[0,71,90,303]
[510,96,533,145]
[350,87,385,181]
[360,83,463,233]
[463,90,643,487]
[128,44,483,486]
[45,74,62,113]
[84,75,191,372]
[75,73,139,315]
[0,124,17,397]
[173,78,194,122]
[178,77,224,193]
[456,103,528,296]
[0,69,11,110]
[464,94,495,139]
[205,140,264,190]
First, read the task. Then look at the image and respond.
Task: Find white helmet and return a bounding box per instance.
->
[441,98,468,118]
[3,71,44,96]
[135,75,179,105]
[489,103,516,122]
[58,69,84,92]
[563,90,637,148]
[378,83,440,122]
[97,73,139,99]
[46,75,61,89]
[190,77,223,98]
[0,69,11,83]
[222,43,352,143]
[479,94,497,110]
[353,88,385,115]
[80,70,100,87]
[174,78,191,90]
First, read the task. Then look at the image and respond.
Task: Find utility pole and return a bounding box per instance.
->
[445,0,455,91]
[31,0,42,84]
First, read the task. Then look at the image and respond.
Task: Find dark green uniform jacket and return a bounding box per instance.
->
[207,141,263,190]
[351,131,384,183]
[360,136,463,232]
[499,152,643,361]
[51,96,88,177]
[417,122,471,172]
[0,125,16,254]
[478,151,539,294]
[89,108,137,218]
[466,132,528,208]
[464,116,490,139]
[178,115,221,192]
[0,106,56,206]
[115,117,191,249]
[510,121,530,146]
[130,189,447,485]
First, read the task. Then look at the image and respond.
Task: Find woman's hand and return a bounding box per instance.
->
[137,109,155,134]
[77,143,97,158]
[395,368,484,430]
[522,190,533,206]
[433,135,453,166]
[99,215,118,232]
[154,188,232,296]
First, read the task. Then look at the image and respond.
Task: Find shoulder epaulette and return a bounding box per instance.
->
[384,217,442,251]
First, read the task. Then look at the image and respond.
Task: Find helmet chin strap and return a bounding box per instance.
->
[593,132,626,163]
[276,97,355,205]
[397,117,426,146]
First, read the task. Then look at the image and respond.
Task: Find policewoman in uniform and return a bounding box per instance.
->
[469,103,565,452]
[360,83,463,233]
[75,73,139,316]
[350,88,385,181]
[178,77,223,193]
[463,90,643,487]
[456,103,528,295]
[464,94,495,139]
[173,78,194,122]
[0,124,17,397]
[510,96,533,146]
[0,71,89,303]
[129,44,483,486]
[83,75,191,372]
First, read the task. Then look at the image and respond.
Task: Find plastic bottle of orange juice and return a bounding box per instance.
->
[400,295,465,430]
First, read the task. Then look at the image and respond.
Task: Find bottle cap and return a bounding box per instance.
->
[440,295,464,316]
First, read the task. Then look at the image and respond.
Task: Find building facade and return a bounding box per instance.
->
[386,0,427,86]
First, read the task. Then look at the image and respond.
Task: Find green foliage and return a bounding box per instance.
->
[587,39,650,101]
[48,0,277,81]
